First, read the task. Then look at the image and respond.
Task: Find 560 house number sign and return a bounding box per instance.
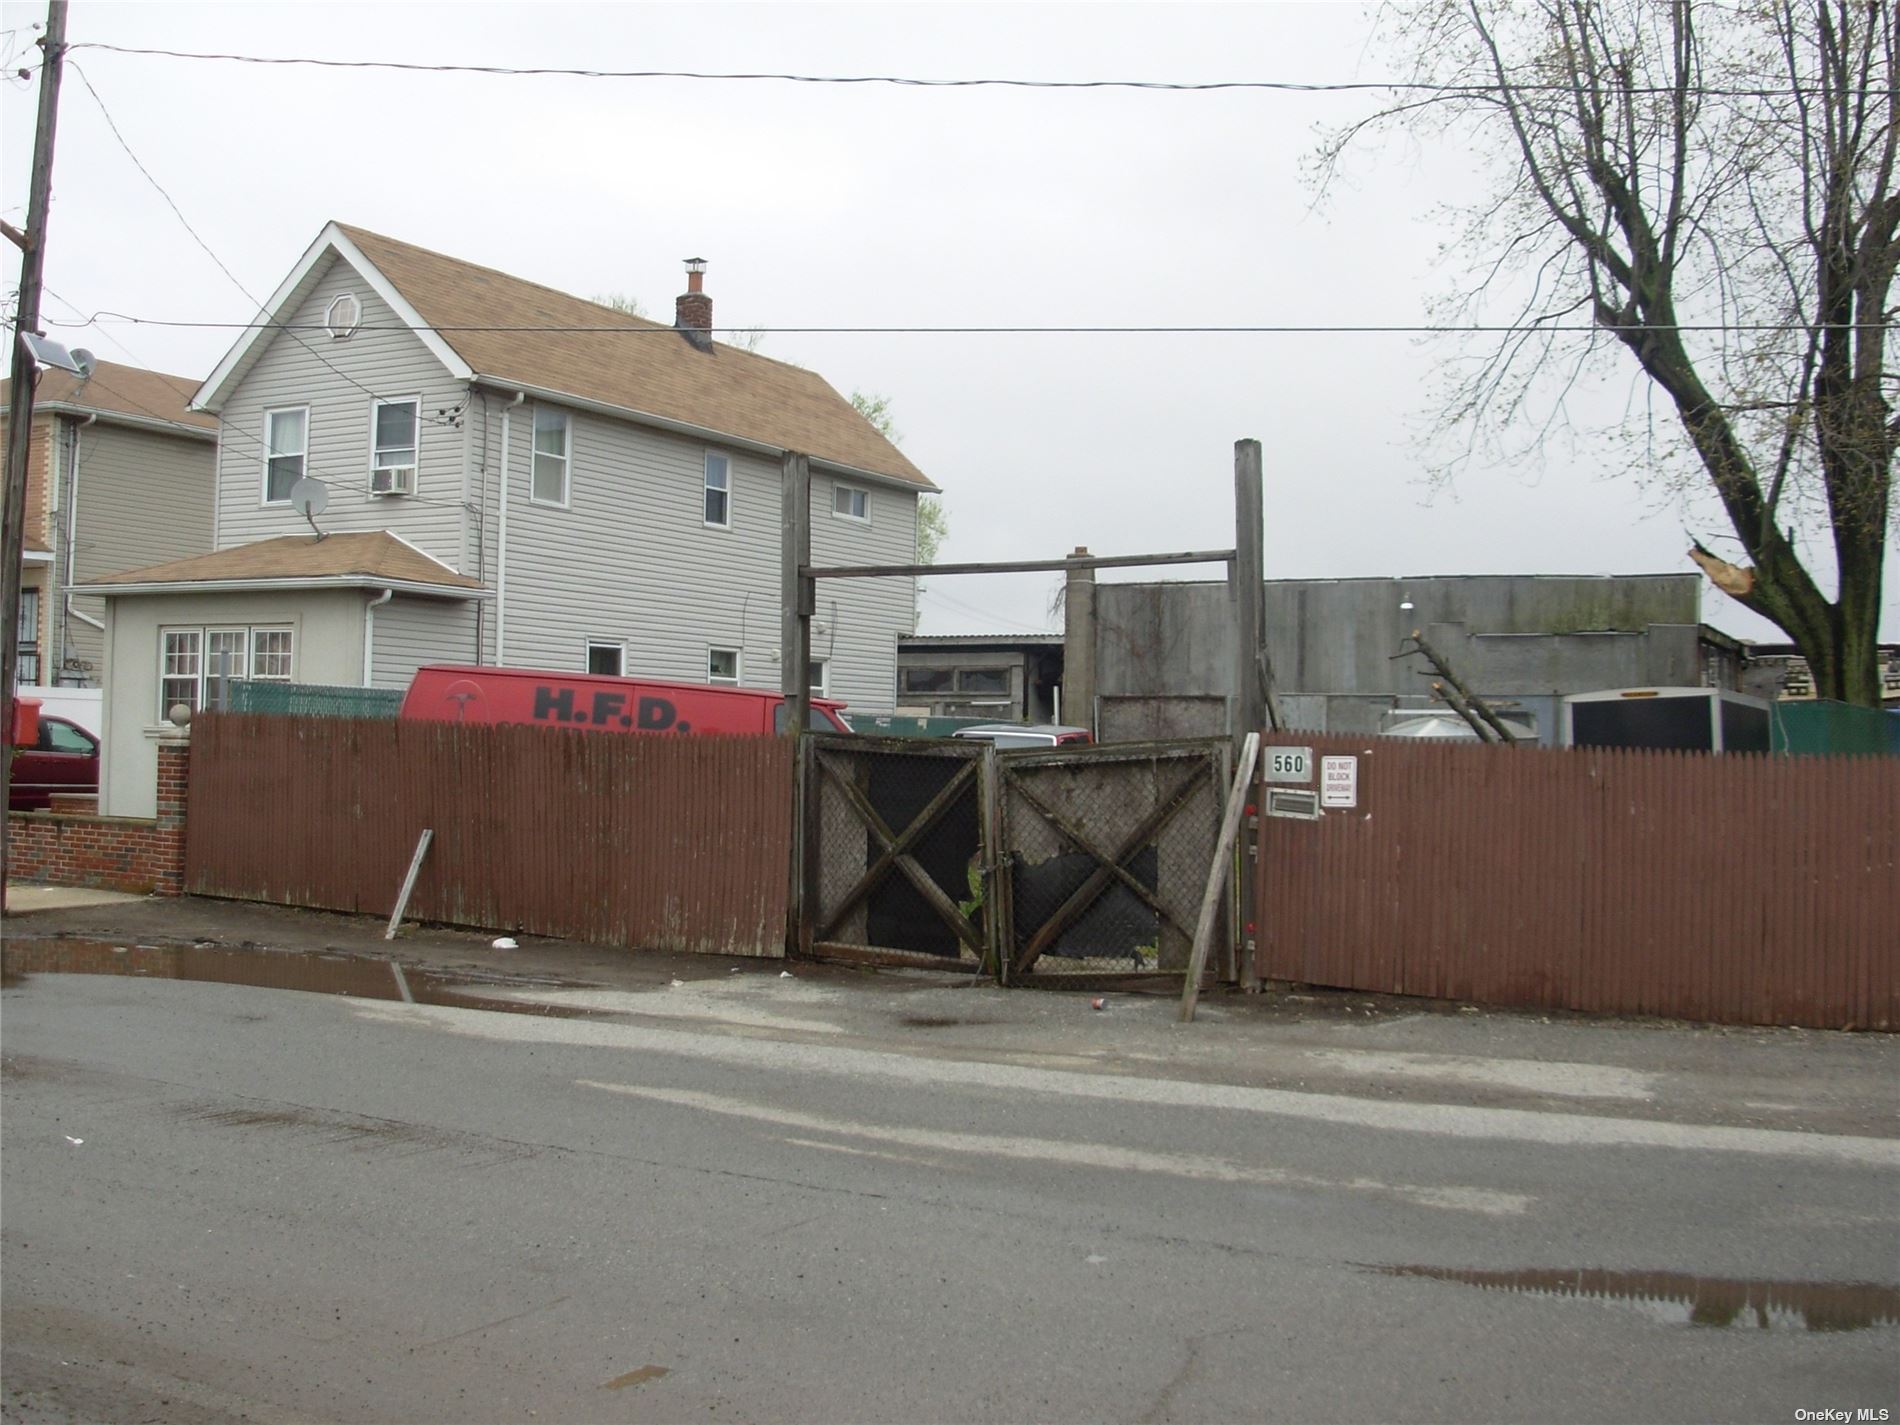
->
[1263,746,1313,783]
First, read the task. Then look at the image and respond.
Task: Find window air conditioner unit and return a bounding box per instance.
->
[371,466,415,496]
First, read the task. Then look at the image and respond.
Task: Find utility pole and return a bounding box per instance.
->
[2,1,71,901]
[780,451,813,955]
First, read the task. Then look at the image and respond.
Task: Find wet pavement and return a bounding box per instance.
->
[1370,1266,1900,1333]
[4,893,1897,1139]
[4,899,1897,1423]
[2,938,611,1020]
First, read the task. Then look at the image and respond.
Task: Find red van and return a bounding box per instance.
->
[399,665,853,736]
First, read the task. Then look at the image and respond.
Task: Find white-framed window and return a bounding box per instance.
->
[160,629,200,714]
[532,407,570,506]
[158,624,294,717]
[708,647,741,685]
[370,397,419,495]
[205,628,247,708]
[251,628,294,679]
[832,483,869,522]
[262,407,308,504]
[325,292,362,339]
[703,451,731,528]
[587,641,624,676]
[809,658,829,697]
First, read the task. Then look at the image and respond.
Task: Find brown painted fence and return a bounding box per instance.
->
[186,714,792,957]
[1256,733,1900,1029]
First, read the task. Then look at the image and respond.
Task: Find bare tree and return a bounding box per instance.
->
[1318,0,1895,705]
[851,389,949,562]
[591,292,647,319]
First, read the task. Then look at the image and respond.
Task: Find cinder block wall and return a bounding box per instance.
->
[8,741,189,895]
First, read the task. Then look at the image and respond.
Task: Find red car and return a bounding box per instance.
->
[9,714,100,810]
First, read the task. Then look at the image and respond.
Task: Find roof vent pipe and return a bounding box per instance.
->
[675,258,713,352]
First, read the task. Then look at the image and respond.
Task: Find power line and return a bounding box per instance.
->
[36,312,1881,337]
[32,291,476,514]
[62,42,1869,99]
[41,285,143,363]
[63,367,479,516]
[67,62,463,430]
[920,585,1059,636]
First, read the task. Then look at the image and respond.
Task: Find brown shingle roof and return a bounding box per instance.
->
[335,224,932,489]
[2,359,216,433]
[82,531,481,592]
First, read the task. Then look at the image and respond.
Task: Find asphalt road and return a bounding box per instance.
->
[3,964,1896,1424]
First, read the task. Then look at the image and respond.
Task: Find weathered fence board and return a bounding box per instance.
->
[1255,733,1899,1029]
[186,714,792,957]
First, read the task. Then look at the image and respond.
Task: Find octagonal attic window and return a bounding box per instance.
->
[325,292,362,339]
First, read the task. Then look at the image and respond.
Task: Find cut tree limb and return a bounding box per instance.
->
[1404,630,1520,744]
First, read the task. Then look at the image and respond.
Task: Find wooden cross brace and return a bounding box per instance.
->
[1009,762,1208,975]
[815,752,986,955]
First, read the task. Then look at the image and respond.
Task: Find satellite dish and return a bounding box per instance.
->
[69,348,96,378]
[289,477,330,540]
[289,478,330,517]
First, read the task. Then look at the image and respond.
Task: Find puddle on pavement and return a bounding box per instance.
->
[1377,1266,1900,1332]
[0,939,609,1020]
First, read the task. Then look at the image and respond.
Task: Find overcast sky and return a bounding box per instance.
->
[4,1,1892,644]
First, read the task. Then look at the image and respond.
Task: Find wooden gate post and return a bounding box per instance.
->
[1233,441,1272,988]
[1232,440,1266,746]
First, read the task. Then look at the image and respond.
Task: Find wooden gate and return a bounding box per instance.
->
[803,735,998,972]
[997,741,1229,987]
[800,735,1229,988]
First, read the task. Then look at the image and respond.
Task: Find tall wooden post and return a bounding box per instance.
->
[1232,440,1266,745]
[1232,440,1269,990]
[780,451,813,732]
[1061,547,1097,735]
[780,452,813,955]
[1,2,70,905]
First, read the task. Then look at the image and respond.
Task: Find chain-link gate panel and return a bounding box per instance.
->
[998,741,1228,988]
[805,736,995,972]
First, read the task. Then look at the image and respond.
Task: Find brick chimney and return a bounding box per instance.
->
[675,258,713,352]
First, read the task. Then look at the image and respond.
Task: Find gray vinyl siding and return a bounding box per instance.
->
[211,252,466,568]
[368,595,478,688]
[59,420,214,684]
[480,399,917,715]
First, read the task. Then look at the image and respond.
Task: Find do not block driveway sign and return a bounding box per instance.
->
[1321,755,1358,808]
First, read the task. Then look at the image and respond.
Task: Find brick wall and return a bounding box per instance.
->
[8,739,189,895]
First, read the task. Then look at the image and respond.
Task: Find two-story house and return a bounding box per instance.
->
[1,360,216,692]
[78,223,936,815]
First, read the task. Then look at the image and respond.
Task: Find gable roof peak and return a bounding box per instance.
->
[338,224,930,488]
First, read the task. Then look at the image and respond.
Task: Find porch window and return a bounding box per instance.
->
[204,629,247,710]
[158,624,294,717]
[160,630,201,715]
[251,629,294,680]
